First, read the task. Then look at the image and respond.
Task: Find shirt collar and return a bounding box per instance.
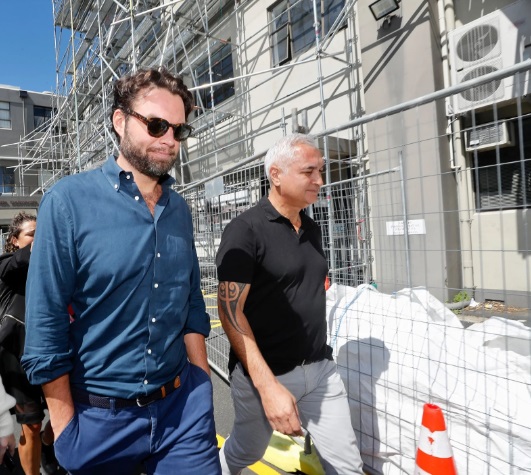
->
[259,195,282,221]
[258,195,315,228]
[102,156,176,190]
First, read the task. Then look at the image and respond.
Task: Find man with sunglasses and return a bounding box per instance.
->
[22,68,221,474]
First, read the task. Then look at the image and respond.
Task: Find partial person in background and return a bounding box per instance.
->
[22,68,220,475]
[216,134,364,474]
[0,213,60,475]
[0,374,16,468]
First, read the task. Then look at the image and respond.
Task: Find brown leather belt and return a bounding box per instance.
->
[72,375,181,408]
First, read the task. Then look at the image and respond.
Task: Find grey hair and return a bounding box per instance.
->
[264,133,318,183]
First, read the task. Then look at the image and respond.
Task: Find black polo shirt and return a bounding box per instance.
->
[216,196,331,375]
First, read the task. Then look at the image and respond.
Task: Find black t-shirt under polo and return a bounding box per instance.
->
[216,196,331,375]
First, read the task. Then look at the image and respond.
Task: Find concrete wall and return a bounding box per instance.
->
[357,0,461,300]
[454,0,519,27]
[0,85,54,195]
[0,195,41,228]
[0,86,54,148]
[471,210,531,307]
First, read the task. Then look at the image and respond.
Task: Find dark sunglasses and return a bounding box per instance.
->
[124,109,194,141]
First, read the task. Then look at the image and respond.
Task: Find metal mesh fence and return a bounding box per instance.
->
[182,67,531,473]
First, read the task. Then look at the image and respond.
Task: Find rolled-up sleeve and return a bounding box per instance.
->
[21,190,77,385]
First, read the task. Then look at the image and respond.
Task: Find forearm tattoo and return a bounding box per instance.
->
[218,282,247,334]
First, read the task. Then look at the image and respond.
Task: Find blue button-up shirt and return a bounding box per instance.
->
[22,156,209,398]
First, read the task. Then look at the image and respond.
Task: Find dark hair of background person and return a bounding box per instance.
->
[4,212,37,253]
[110,67,194,143]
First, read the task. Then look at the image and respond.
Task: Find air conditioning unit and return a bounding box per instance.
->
[448,1,531,115]
[465,121,514,152]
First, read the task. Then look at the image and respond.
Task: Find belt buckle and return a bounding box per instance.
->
[136,396,150,407]
[136,375,180,407]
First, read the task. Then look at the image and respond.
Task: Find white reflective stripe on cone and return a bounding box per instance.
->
[417,426,453,458]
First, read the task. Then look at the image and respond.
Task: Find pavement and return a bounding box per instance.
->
[458,303,531,328]
[211,371,288,475]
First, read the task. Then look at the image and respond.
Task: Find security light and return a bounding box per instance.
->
[369,0,400,21]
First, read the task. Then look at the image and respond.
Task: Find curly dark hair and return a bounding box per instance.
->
[4,212,36,253]
[110,67,194,143]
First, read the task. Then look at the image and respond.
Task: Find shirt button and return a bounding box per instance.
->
[126,175,131,180]
[114,184,118,189]
[147,349,152,355]
[154,283,159,288]
[144,380,148,385]
[152,317,156,323]
[135,196,140,201]
[157,253,161,258]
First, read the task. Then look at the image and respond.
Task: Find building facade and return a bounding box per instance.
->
[0,85,58,230]
[34,0,530,308]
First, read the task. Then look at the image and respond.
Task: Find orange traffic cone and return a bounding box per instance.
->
[415,403,457,475]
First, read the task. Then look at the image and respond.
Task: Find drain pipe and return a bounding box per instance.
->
[439,0,475,294]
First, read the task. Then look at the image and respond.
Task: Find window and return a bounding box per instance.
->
[268,0,345,66]
[34,106,53,129]
[0,167,15,193]
[475,159,530,210]
[473,118,531,211]
[0,102,11,129]
[195,42,235,115]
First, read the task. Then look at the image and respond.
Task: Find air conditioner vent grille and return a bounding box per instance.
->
[469,123,504,145]
[456,57,506,110]
[456,24,499,63]
[465,121,514,152]
[460,65,503,102]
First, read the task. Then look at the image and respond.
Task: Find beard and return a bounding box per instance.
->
[119,129,178,179]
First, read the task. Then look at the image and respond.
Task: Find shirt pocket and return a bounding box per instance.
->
[164,235,194,286]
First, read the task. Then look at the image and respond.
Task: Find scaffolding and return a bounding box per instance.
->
[10,1,531,473]
[33,0,361,177]
[20,0,373,315]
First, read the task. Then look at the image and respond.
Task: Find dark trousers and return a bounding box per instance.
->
[54,362,221,475]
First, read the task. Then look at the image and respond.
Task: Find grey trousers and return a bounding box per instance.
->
[220,359,364,475]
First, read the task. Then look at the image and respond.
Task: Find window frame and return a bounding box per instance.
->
[268,0,346,67]
[33,105,54,129]
[0,101,11,129]
[0,166,15,194]
[194,41,235,116]
[472,117,531,211]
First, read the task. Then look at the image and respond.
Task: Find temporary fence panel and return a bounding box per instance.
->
[183,162,266,377]
[183,67,531,474]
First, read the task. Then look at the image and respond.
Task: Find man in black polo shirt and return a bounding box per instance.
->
[216,134,364,474]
